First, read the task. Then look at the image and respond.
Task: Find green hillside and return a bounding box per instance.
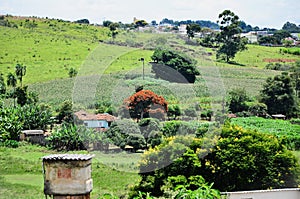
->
[1,15,299,109]
[0,16,110,84]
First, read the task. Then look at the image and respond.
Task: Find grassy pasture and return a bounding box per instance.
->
[0,16,110,84]
[28,44,282,109]
[0,27,96,84]
[106,49,153,73]
[214,44,300,68]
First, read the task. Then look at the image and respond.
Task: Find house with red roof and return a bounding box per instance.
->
[74,110,116,131]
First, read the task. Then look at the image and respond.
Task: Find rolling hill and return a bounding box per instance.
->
[1,15,299,110]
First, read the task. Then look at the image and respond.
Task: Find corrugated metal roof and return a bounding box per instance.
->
[222,188,300,195]
[42,154,94,161]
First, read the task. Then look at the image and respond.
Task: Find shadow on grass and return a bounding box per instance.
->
[228,61,246,66]
[217,60,246,66]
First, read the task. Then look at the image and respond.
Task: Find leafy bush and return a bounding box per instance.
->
[0,107,23,141]
[167,104,182,120]
[132,124,299,196]
[106,119,142,150]
[184,106,197,118]
[265,62,293,71]
[0,140,19,148]
[19,104,54,131]
[280,47,300,55]
[126,134,146,152]
[227,88,250,113]
[139,118,161,144]
[161,120,210,137]
[47,124,87,151]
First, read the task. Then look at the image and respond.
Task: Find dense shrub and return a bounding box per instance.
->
[227,88,250,113]
[280,47,300,55]
[47,123,111,151]
[151,47,200,83]
[265,62,293,71]
[161,120,211,137]
[0,107,23,141]
[47,124,83,151]
[139,118,161,144]
[131,124,299,197]
[106,119,142,150]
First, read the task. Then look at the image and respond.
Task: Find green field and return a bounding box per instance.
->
[230,117,300,150]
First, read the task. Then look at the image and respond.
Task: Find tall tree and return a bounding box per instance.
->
[216,10,247,63]
[186,23,201,39]
[6,72,17,106]
[134,19,148,28]
[0,73,6,95]
[6,72,17,88]
[15,63,26,87]
[125,89,168,121]
[260,72,298,117]
[282,21,300,33]
[109,22,119,39]
[227,88,250,113]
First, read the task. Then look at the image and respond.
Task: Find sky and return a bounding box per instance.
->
[0,0,299,29]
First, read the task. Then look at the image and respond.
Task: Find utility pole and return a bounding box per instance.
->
[140,58,145,80]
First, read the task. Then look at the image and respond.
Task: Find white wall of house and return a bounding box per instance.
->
[83,120,108,128]
[222,188,300,199]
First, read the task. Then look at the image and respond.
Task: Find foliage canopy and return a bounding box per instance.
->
[125,89,168,121]
[216,10,247,62]
[132,124,299,196]
[151,47,200,83]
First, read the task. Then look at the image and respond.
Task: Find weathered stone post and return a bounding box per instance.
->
[42,154,94,199]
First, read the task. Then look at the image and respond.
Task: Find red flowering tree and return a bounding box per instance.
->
[125,89,168,121]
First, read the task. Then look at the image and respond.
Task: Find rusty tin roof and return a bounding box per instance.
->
[42,154,94,161]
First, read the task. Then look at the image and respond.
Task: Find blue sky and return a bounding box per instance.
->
[0,0,299,29]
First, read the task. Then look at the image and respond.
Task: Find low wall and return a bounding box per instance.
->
[222,188,300,199]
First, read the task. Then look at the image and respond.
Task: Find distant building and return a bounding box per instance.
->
[241,31,258,43]
[74,110,116,131]
[291,33,299,40]
[256,31,269,37]
[178,24,187,35]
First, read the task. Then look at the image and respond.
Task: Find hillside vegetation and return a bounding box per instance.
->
[1,15,300,111]
[0,16,110,84]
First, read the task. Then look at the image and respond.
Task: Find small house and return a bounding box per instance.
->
[74,110,116,131]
